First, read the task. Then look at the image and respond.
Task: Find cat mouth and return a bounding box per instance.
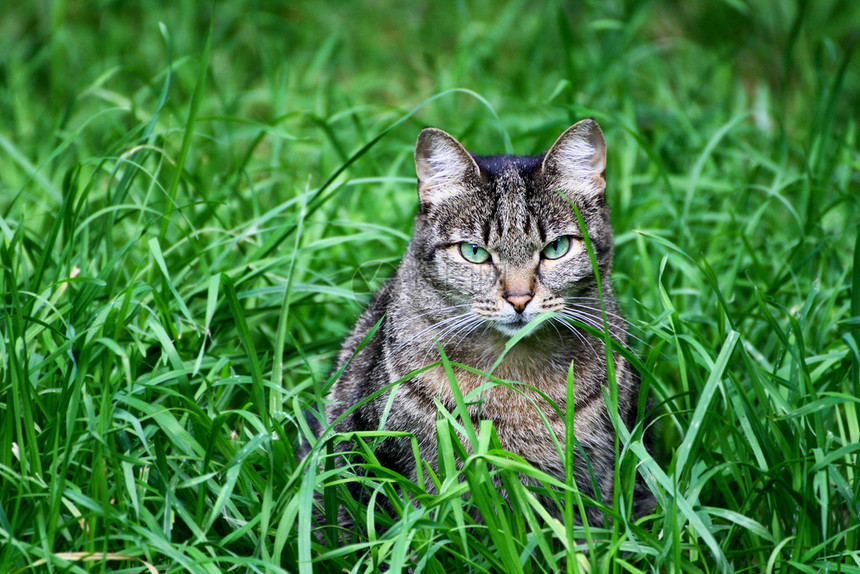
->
[492,315,533,337]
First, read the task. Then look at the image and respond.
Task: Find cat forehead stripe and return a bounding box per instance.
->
[487,166,541,261]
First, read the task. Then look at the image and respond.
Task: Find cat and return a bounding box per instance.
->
[313,119,654,529]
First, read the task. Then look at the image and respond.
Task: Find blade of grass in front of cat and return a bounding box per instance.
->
[564,360,594,570]
[565,194,624,535]
[436,340,479,450]
[463,422,525,574]
[485,311,557,377]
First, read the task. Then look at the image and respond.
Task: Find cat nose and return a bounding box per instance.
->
[505,293,533,314]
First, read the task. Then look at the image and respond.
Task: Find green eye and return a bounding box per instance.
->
[459,242,490,264]
[541,236,571,260]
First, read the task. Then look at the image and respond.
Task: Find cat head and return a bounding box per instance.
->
[410,119,615,337]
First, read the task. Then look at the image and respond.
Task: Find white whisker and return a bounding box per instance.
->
[560,309,619,341]
[563,297,631,323]
[563,297,655,349]
[561,306,650,350]
[408,303,472,321]
[449,317,488,351]
[416,314,483,366]
[547,317,564,343]
[551,316,601,360]
[392,313,473,353]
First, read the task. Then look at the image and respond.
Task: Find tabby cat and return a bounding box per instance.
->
[316,119,653,526]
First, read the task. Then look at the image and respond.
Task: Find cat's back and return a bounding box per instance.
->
[326,276,397,422]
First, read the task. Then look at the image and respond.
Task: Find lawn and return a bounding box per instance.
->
[1,1,859,572]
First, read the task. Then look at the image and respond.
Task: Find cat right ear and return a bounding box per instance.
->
[542,119,607,197]
[415,128,480,208]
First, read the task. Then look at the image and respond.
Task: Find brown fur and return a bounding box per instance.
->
[320,119,654,527]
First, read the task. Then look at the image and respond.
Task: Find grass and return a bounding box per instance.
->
[1,0,859,572]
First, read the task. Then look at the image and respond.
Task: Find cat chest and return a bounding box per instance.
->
[412,365,608,460]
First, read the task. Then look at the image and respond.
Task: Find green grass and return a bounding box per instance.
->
[1,1,859,572]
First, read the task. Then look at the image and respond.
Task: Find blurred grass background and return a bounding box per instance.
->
[1,1,859,572]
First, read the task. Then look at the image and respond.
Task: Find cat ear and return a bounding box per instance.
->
[415,128,481,208]
[542,119,607,196]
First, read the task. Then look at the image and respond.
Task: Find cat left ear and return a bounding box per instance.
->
[542,119,607,196]
[415,128,481,208]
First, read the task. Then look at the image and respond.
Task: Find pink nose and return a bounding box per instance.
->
[505,293,533,314]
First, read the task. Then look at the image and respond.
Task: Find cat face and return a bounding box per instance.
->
[411,120,615,338]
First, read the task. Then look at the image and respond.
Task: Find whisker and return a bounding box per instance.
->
[436,316,482,344]
[560,309,623,341]
[449,316,488,351]
[417,315,483,366]
[408,303,472,321]
[563,297,657,346]
[560,309,623,342]
[392,313,474,353]
[561,307,650,350]
[562,297,631,323]
[560,308,619,331]
[551,316,601,360]
[547,317,564,343]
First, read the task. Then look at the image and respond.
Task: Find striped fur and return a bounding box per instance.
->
[320,119,654,526]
